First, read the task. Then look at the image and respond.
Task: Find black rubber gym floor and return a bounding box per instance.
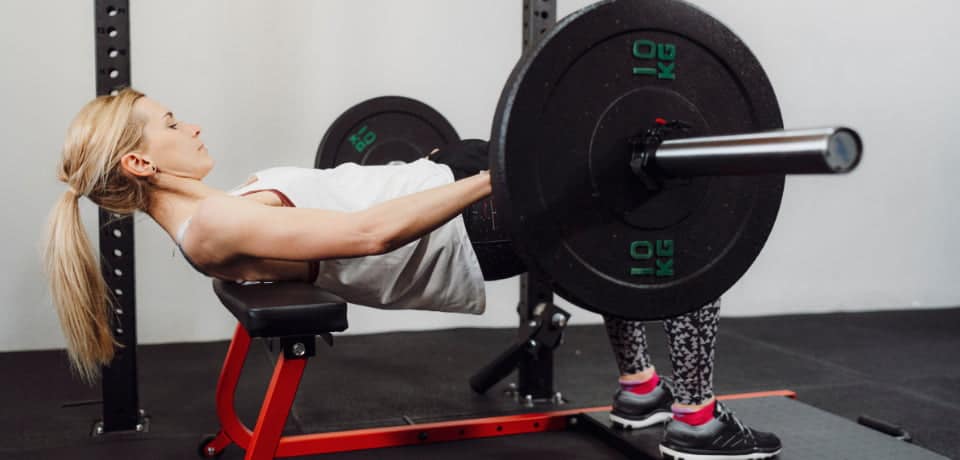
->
[1,307,958,459]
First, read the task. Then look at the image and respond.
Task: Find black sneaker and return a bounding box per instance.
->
[659,402,782,460]
[609,378,674,429]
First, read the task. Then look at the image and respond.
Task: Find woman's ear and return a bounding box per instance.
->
[119,152,158,178]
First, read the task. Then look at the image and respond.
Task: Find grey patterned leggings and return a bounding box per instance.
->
[604,299,721,406]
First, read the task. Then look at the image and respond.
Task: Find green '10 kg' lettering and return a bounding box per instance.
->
[631,39,677,80]
[349,125,377,153]
[629,240,675,277]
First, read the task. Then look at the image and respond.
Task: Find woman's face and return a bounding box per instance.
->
[123,96,214,180]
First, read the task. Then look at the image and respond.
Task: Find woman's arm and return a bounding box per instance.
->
[192,171,491,262]
[362,171,491,252]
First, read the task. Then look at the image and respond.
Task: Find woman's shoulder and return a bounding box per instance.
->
[188,193,288,266]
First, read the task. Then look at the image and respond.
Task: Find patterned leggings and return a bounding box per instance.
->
[604,299,721,406]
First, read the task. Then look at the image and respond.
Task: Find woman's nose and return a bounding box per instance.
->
[190,124,202,137]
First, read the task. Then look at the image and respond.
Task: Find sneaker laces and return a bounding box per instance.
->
[716,402,755,442]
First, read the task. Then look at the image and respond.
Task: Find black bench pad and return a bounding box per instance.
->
[212,280,348,338]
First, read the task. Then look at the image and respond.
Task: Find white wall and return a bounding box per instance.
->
[1,0,958,352]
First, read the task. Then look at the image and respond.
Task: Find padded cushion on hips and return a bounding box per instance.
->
[213,280,348,338]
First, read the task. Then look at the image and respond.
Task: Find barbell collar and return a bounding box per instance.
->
[647,127,862,177]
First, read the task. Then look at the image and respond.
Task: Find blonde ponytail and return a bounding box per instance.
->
[42,190,116,383]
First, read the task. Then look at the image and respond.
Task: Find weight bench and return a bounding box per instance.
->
[200,280,349,459]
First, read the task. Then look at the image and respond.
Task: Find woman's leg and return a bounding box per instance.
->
[663,298,721,407]
[659,298,783,459]
[604,316,674,428]
[604,317,654,377]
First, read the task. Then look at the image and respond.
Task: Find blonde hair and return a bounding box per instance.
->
[42,87,151,384]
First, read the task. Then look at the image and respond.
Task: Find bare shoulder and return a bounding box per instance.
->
[187,195,265,263]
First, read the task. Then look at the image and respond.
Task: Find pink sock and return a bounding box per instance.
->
[619,372,660,395]
[673,400,716,426]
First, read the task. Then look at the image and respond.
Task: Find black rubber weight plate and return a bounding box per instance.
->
[491,0,784,320]
[316,96,460,168]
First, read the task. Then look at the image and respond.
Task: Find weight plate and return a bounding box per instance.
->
[491,0,784,320]
[316,96,460,168]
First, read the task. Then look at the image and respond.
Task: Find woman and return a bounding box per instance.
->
[45,88,492,380]
[43,89,779,460]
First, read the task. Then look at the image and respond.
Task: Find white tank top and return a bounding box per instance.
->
[182,159,485,315]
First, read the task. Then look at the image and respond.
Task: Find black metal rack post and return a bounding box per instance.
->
[523,0,557,51]
[516,0,560,402]
[92,0,147,435]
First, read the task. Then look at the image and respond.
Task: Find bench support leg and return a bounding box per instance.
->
[245,352,308,460]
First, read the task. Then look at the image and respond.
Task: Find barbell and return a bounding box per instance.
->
[317,0,862,320]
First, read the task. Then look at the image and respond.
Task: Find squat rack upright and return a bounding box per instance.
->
[90,0,148,436]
